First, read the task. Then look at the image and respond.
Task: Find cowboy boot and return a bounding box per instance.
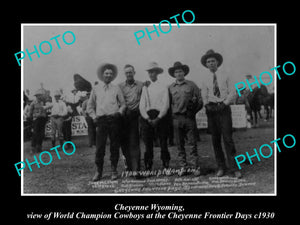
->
[234,171,242,179]
[111,165,118,180]
[216,168,225,177]
[36,144,42,153]
[162,161,169,169]
[51,140,56,147]
[178,167,187,177]
[193,167,201,177]
[92,171,102,182]
[31,146,37,154]
[92,167,102,182]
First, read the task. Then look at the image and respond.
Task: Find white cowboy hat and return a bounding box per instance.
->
[145,62,164,74]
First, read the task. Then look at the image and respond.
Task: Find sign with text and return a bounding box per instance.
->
[45,116,88,137]
[196,104,247,129]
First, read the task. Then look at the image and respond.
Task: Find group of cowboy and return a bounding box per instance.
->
[85,49,242,181]
[25,87,80,153]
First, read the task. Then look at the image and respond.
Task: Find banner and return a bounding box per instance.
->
[196,104,247,129]
[45,116,88,137]
[230,105,248,128]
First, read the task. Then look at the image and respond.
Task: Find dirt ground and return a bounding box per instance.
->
[22,118,274,195]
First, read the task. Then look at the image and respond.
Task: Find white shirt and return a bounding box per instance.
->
[49,100,68,117]
[201,70,236,105]
[139,79,169,119]
[87,82,126,119]
[64,93,80,104]
[23,104,31,121]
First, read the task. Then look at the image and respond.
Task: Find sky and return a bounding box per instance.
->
[22,24,275,97]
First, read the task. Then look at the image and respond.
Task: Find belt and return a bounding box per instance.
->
[174,112,187,116]
[208,102,223,106]
[51,115,63,119]
[97,114,120,120]
[173,112,188,118]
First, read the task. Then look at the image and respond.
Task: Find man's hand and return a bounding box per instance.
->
[147,118,152,124]
[143,81,151,87]
[124,108,132,118]
[205,104,217,113]
[93,117,98,124]
[218,102,227,111]
[151,117,160,127]
[113,111,122,118]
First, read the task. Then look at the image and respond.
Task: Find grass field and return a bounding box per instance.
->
[22,118,274,195]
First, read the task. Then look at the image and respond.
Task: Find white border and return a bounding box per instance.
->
[20,23,277,196]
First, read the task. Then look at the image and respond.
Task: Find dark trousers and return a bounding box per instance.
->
[206,104,238,171]
[31,117,47,151]
[62,119,72,141]
[173,115,199,169]
[24,120,32,141]
[120,112,141,172]
[140,116,170,169]
[95,115,121,174]
[85,116,96,146]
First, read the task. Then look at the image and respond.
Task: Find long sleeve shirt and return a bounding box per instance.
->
[29,100,47,120]
[118,80,143,111]
[49,100,68,117]
[81,98,88,117]
[201,70,236,106]
[87,82,126,120]
[23,104,31,121]
[139,79,169,119]
[169,79,203,114]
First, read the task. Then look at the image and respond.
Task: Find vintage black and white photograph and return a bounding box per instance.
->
[21,24,275,195]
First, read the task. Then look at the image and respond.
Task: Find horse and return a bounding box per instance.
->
[261,92,274,121]
[247,85,271,127]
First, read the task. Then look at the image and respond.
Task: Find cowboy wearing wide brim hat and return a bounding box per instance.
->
[200,49,242,179]
[88,62,125,182]
[168,61,190,77]
[168,61,203,176]
[97,63,118,82]
[145,62,164,74]
[201,49,223,68]
[140,61,171,171]
[29,88,48,154]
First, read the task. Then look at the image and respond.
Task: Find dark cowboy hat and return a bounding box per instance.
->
[245,74,253,79]
[97,63,118,82]
[201,49,223,68]
[168,61,190,77]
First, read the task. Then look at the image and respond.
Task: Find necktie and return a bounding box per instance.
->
[104,84,109,92]
[213,73,221,98]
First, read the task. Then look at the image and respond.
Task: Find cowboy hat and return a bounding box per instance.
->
[71,88,78,93]
[34,88,46,96]
[97,63,118,82]
[201,49,223,68]
[146,62,164,74]
[245,74,253,79]
[168,61,190,77]
[54,90,62,96]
